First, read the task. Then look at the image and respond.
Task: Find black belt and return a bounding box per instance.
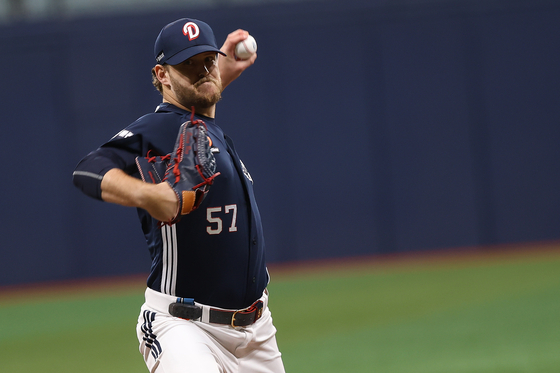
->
[169,299,264,327]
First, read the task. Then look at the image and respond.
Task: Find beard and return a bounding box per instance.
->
[170,74,223,110]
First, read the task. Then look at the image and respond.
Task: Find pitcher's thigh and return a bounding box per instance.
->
[138,317,224,373]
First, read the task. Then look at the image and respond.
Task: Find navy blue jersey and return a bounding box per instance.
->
[73,103,269,309]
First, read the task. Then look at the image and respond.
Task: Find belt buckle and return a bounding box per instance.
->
[231,310,241,328]
[230,300,264,328]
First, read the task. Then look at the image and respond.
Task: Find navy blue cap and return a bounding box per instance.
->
[154,18,226,65]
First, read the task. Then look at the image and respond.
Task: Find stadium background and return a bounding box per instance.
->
[1,0,559,287]
[1,1,560,372]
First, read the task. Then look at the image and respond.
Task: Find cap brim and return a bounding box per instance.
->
[165,45,226,65]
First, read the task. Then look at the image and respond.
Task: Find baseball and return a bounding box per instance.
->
[235,35,257,60]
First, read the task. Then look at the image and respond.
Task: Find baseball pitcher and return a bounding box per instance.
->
[73,18,285,373]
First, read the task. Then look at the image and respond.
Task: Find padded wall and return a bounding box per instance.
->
[1,0,559,285]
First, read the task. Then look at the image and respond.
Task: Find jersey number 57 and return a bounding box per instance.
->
[206,204,238,235]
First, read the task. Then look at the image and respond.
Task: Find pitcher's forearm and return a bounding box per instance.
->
[101,168,178,222]
[100,168,146,207]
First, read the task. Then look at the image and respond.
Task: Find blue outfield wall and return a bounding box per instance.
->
[1,0,559,286]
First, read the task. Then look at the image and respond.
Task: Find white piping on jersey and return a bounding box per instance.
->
[161,224,178,295]
[72,171,103,180]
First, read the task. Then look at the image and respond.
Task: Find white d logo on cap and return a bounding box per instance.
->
[183,22,200,41]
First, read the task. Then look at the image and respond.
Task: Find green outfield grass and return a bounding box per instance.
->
[1,248,559,372]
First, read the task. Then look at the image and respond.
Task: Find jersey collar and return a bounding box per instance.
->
[155,102,216,124]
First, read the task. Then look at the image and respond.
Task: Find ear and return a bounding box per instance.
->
[153,64,171,87]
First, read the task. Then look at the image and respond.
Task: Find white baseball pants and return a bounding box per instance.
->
[136,287,286,373]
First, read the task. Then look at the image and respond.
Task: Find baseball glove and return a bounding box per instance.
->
[136,118,220,225]
[136,151,170,185]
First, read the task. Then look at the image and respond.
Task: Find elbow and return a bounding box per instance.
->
[72,147,132,201]
[73,165,104,201]
[72,152,115,201]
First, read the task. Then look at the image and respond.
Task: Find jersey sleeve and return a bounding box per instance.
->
[72,110,186,201]
[72,133,144,201]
